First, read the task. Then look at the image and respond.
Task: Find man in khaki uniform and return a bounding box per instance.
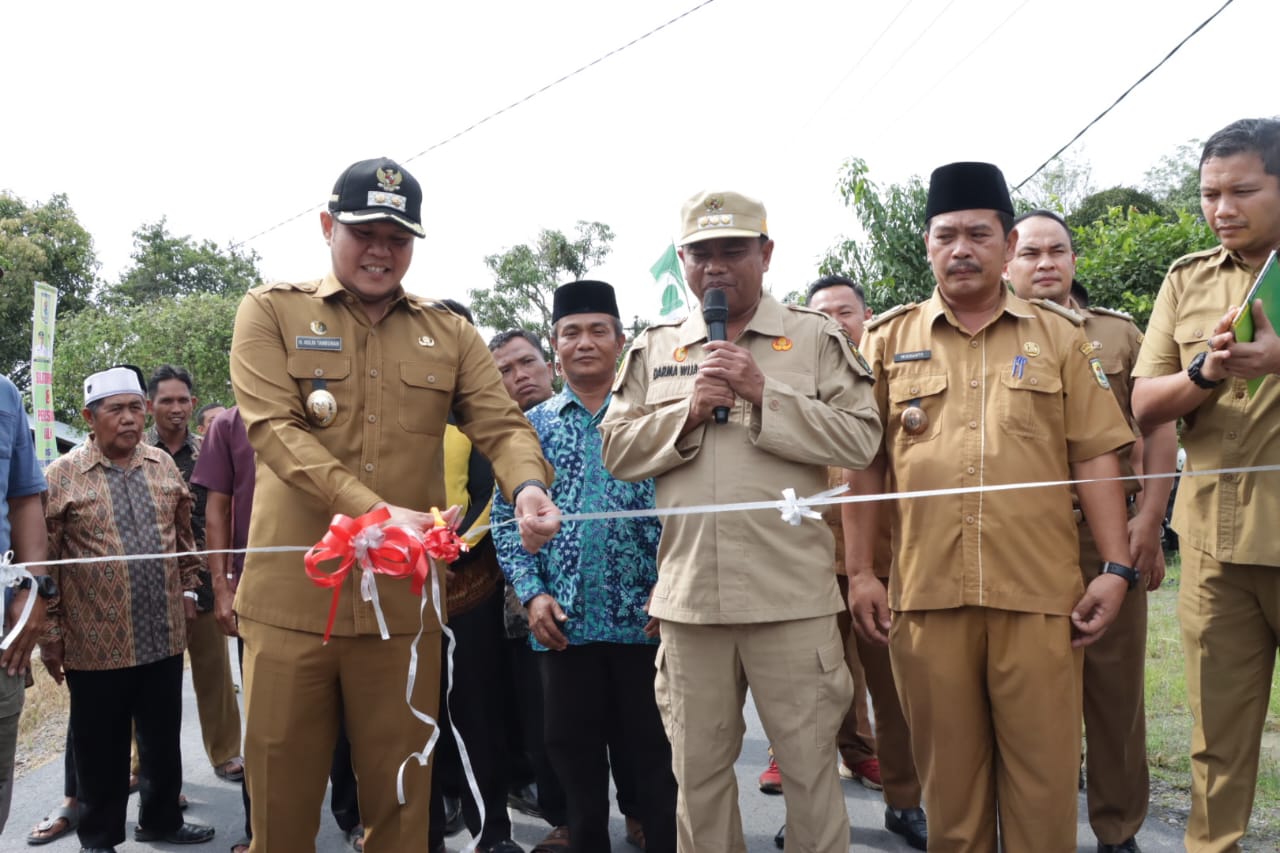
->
[599,191,882,853]
[809,274,925,851]
[1132,118,1280,853]
[846,162,1137,852]
[1006,210,1177,853]
[229,157,559,853]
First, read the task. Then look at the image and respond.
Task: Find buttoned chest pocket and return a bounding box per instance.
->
[644,377,695,408]
[887,373,947,444]
[998,364,1063,439]
[1173,313,1218,367]
[287,353,353,428]
[398,362,455,435]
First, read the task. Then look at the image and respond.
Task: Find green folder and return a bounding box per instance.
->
[1231,249,1280,397]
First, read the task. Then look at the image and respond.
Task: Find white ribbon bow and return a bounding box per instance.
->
[776,484,848,526]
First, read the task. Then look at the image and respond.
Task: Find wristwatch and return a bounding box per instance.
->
[16,574,58,600]
[1100,561,1140,590]
[1187,351,1223,390]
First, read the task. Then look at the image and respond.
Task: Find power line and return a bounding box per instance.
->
[858,0,963,104]
[1013,0,1235,191]
[229,0,719,251]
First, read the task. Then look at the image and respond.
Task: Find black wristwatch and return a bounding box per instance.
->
[1187,351,1223,390]
[511,479,548,503]
[1100,561,1140,590]
[17,574,58,600]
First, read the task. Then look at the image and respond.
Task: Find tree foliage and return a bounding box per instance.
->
[1073,207,1215,328]
[0,192,98,393]
[109,218,262,306]
[820,158,933,312]
[1013,156,1094,215]
[1144,140,1203,217]
[1067,186,1166,229]
[51,293,240,423]
[469,221,614,348]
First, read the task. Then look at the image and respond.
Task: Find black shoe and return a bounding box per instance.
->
[773,824,785,850]
[480,842,523,853]
[1098,840,1141,853]
[443,795,464,837]
[885,806,927,851]
[134,821,216,844]
[506,784,542,819]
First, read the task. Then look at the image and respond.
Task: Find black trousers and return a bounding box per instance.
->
[66,654,185,849]
[234,637,361,841]
[428,587,514,846]
[509,637,569,826]
[540,643,677,853]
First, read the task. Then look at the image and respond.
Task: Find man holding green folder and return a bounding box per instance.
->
[1133,117,1280,853]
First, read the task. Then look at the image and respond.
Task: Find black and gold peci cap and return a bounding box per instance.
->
[328,157,425,238]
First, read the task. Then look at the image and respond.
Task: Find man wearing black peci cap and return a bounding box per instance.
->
[845,162,1137,851]
[229,157,559,852]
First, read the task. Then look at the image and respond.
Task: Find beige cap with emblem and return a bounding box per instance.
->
[678,190,768,245]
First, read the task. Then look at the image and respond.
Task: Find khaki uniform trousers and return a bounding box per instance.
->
[835,576,921,809]
[1180,547,1280,853]
[656,615,852,853]
[240,617,440,853]
[890,607,1083,852]
[187,609,243,767]
[1078,518,1148,844]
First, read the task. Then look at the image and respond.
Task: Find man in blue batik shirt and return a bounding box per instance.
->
[0,372,52,833]
[493,281,677,853]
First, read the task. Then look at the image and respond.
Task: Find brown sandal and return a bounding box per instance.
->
[530,825,570,852]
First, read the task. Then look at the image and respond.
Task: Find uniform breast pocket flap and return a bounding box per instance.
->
[286,353,352,426]
[771,371,818,399]
[398,361,456,435]
[999,365,1063,438]
[887,373,946,443]
[1173,316,1216,364]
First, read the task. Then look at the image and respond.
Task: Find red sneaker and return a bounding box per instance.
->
[839,757,883,790]
[758,757,782,794]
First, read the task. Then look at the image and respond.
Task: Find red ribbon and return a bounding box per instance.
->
[304,507,468,643]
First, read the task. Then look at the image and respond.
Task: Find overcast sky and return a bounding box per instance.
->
[3,0,1272,329]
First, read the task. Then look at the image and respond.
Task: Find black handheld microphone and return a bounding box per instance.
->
[702,288,729,425]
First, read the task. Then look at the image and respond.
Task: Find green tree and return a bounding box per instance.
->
[821,158,933,311]
[1014,156,1094,215]
[469,221,614,347]
[52,293,240,422]
[109,217,262,306]
[1073,207,1216,327]
[1067,186,1166,229]
[0,192,99,393]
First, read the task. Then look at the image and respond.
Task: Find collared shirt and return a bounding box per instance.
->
[145,425,205,547]
[863,289,1134,616]
[1,375,48,630]
[1133,245,1280,566]
[44,438,200,670]
[229,274,553,637]
[493,388,660,649]
[190,406,255,579]
[1071,299,1144,500]
[600,292,881,625]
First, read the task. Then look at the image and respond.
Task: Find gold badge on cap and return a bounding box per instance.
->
[306,388,338,427]
[673,346,688,363]
[418,335,435,347]
[310,320,328,335]
[704,196,724,212]
[1023,341,1041,357]
[376,168,403,192]
[902,406,929,436]
[772,336,793,352]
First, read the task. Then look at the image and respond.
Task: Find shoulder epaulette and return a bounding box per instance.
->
[256,279,319,293]
[644,315,685,330]
[864,302,918,331]
[1168,246,1223,273]
[1089,305,1134,321]
[785,302,829,319]
[1030,298,1084,326]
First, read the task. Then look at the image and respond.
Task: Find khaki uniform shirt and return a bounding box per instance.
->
[230,274,553,636]
[824,466,891,579]
[1072,300,1144,500]
[1133,245,1280,567]
[600,293,881,624]
[863,289,1134,616]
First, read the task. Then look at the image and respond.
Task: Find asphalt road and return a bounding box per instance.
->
[1,642,1187,852]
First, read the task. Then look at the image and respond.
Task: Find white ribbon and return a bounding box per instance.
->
[777,484,848,526]
[353,527,392,641]
[395,553,486,853]
[0,551,38,651]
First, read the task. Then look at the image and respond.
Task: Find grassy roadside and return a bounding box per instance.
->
[1144,552,1280,843]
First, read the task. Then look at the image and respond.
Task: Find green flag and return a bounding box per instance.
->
[650,243,689,317]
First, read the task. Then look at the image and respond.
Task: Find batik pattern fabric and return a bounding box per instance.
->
[492,389,660,650]
[44,439,199,670]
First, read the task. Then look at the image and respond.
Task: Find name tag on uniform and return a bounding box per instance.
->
[893,350,932,363]
[296,336,343,351]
